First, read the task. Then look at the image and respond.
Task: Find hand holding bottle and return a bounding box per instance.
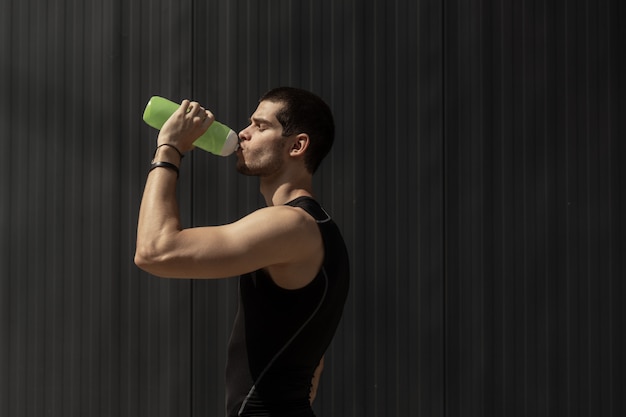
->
[143,96,239,156]
[158,99,213,153]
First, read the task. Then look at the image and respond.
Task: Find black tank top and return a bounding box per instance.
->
[225,197,350,417]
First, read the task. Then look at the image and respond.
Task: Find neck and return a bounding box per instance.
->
[260,171,314,206]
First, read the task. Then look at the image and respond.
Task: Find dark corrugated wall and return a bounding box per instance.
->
[0,1,622,417]
[2,1,195,416]
[444,1,624,416]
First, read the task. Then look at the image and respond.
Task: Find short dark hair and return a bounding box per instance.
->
[259,87,335,174]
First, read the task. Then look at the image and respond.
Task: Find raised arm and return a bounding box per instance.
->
[135,99,322,284]
[136,199,319,279]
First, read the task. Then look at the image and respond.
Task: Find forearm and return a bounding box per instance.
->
[135,146,183,269]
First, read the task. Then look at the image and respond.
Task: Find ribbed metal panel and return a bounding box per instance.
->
[444,0,624,416]
[1,1,623,417]
[2,1,195,416]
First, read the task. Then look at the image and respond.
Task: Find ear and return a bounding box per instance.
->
[289,133,310,157]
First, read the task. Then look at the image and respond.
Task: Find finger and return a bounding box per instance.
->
[202,110,215,125]
[179,99,191,114]
[187,101,198,115]
[193,104,208,122]
[191,108,206,123]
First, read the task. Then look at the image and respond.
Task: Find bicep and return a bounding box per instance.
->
[144,207,310,279]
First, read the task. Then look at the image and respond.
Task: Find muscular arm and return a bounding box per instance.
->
[135,98,211,275]
[134,101,322,281]
[136,188,320,279]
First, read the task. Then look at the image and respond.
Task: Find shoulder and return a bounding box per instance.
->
[252,204,311,221]
[248,205,324,289]
[239,204,319,241]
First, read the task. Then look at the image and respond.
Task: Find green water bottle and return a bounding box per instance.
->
[143,96,239,156]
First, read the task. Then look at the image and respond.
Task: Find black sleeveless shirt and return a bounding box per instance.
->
[225,197,350,417]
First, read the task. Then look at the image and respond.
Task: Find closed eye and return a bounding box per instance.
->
[251,116,272,131]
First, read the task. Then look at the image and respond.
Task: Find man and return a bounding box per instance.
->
[135,87,350,417]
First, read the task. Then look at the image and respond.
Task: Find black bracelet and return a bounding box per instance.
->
[155,143,185,159]
[149,161,179,178]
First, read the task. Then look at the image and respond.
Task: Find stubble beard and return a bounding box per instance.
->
[236,139,287,178]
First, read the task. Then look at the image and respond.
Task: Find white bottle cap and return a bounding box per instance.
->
[219,130,240,156]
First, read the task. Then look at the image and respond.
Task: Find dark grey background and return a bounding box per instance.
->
[1,0,623,416]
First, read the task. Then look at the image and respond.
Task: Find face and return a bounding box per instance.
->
[236,100,289,177]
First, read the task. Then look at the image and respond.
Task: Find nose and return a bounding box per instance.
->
[239,124,253,141]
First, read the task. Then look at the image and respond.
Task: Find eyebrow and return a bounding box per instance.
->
[251,116,273,126]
